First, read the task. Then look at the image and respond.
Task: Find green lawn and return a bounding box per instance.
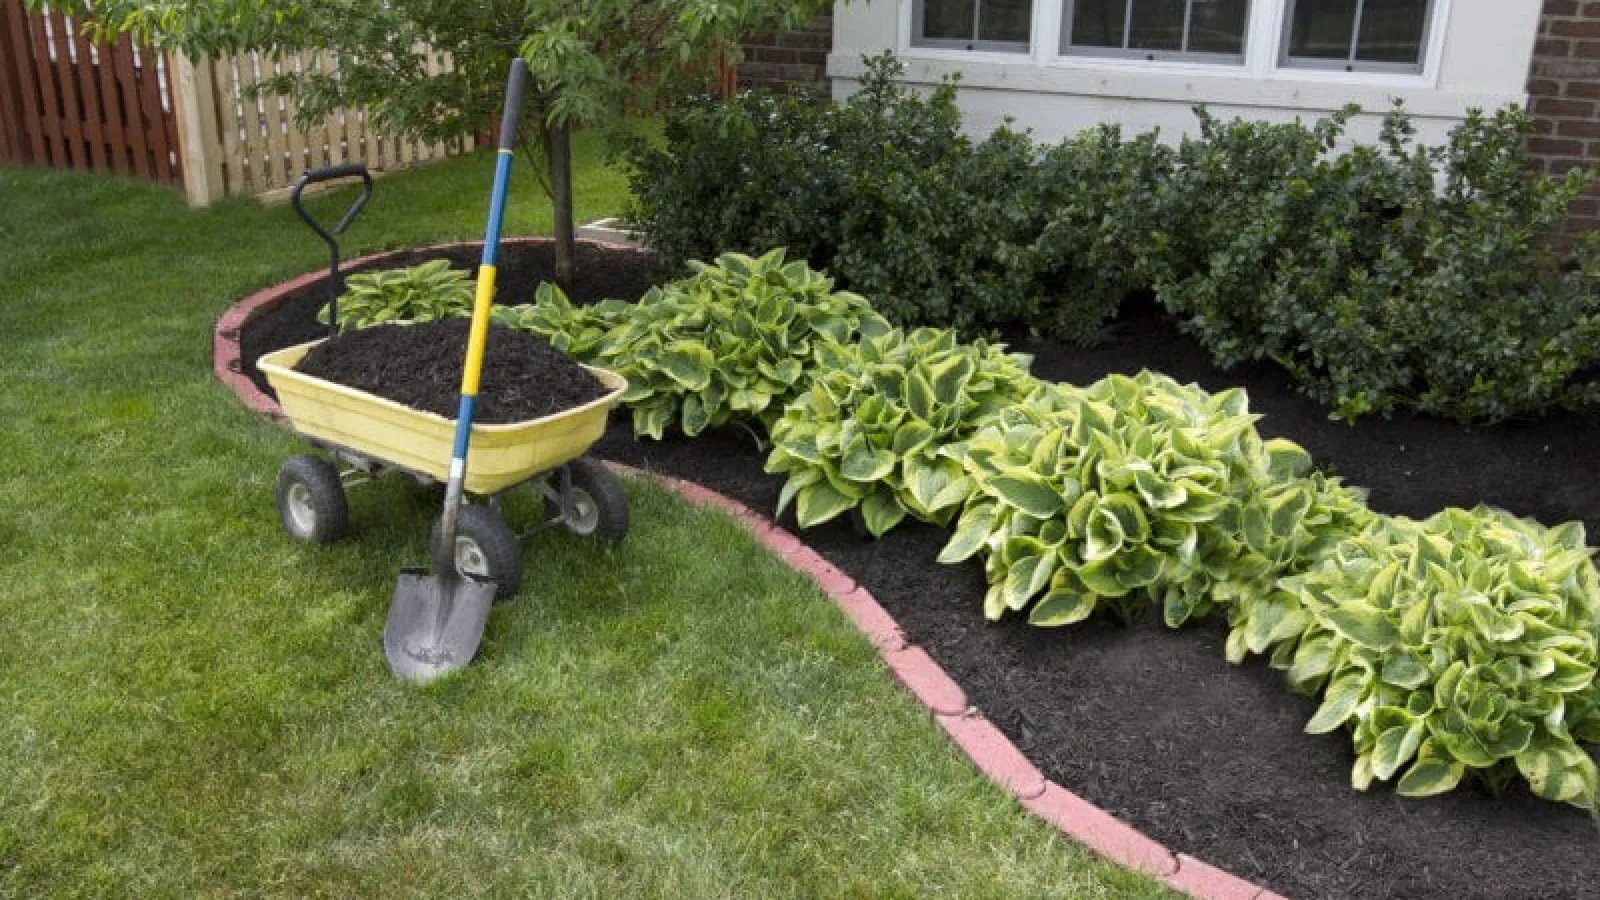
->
[0,143,1171,898]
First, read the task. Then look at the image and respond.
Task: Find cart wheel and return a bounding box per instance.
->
[276,454,348,544]
[433,505,523,601]
[563,457,628,541]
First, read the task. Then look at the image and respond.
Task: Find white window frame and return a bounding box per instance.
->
[911,0,1033,53]
[1279,0,1438,75]
[1059,0,1252,66]
[896,0,1453,88]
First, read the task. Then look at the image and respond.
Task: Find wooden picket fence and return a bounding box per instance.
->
[0,2,182,187]
[0,3,471,204]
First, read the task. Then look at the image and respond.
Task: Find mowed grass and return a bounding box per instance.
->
[0,143,1172,898]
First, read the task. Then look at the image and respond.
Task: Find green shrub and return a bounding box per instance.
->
[940,373,1372,625]
[1157,105,1600,423]
[632,54,1180,342]
[1016,127,1175,345]
[765,327,1037,536]
[500,250,887,439]
[320,259,474,330]
[1232,507,1600,808]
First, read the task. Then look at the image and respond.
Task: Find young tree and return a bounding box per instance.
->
[44,0,830,284]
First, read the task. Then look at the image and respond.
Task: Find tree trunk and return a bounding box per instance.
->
[544,119,575,287]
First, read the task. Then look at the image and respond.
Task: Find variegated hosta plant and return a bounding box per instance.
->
[765,327,1038,536]
[939,372,1372,626]
[493,282,635,360]
[1251,508,1600,808]
[508,249,888,440]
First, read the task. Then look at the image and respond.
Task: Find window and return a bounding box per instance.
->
[913,0,1033,52]
[1282,0,1435,72]
[1062,0,1252,63]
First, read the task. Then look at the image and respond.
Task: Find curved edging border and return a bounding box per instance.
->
[213,252,1284,900]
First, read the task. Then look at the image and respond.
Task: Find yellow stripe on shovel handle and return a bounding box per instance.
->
[461,263,497,397]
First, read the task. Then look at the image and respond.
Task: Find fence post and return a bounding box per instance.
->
[170,52,226,206]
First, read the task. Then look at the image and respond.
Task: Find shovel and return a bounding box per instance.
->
[384,58,529,682]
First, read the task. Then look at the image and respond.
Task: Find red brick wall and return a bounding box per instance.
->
[1529,0,1600,235]
[738,15,832,99]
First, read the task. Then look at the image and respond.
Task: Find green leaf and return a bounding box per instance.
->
[1396,751,1466,799]
[1371,722,1425,781]
[860,490,908,537]
[940,503,1000,564]
[658,341,715,390]
[1305,672,1365,734]
[795,481,855,529]
[1319,604,1399,651]
[1030,580,1099,627]
[1083,504,1126,562]
[987,472,1064,519]
[840,439,897,484]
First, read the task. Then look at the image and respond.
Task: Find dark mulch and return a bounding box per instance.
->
[237,239,664,399]
[241,252,1600,899]
[591,293,1600,900]
[296,319,607,423]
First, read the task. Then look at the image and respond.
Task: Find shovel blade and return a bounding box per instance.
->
[384,568,497,682]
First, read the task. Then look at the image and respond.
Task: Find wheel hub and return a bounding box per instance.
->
[566,487,600,535]
[286,482,316,534]
[454,535,490,578]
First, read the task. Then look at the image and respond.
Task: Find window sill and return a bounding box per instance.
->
[827,53,1523,119]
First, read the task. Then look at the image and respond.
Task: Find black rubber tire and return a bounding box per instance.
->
[275,454,349,544]
[564,457,629,541]
[432,504,524,601]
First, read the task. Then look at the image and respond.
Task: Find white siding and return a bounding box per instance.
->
[829,0,1540,145]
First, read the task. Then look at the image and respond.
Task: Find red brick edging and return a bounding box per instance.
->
[213,253,1286,900]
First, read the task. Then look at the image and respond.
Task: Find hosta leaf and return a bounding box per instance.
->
[776,469,820,518]
[1083,505,1127,562]
[795,481,854,528]
[860,490,908,538]
[1320,604,1399,651]
[1265,438,1313,479]
[1380,653,1431,690]
[1133,469,1186,510]
[1030,580,1099,627]
[1306,672,1366,734]
[1516,735,1599,808]
[681,392,711,436]
[1372,722,1426,781]
[987,472,1064,519]
[904,371,936,421]
[1077,557,1133,598]
[940,503,1000,564]
[1004,553,1058,611]
[840,439,897,484]
[1396,742,1465,798]
[659,341,715,390]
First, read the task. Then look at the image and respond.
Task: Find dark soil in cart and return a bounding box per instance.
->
[295,319,608,423]
[239,239,664,399]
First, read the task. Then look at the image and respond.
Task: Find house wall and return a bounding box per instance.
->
[1528,0,1600,236]
[828,1,1540,147]
[739,16,833,98]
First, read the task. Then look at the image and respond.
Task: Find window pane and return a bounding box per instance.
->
[1187,0,1249,55]
[1288,0,1357,60]
[1127,0,1187,52]
[923,0,975,41]
[980,0,1032,43]
[1356,0,1428,63]
[1069,0,1128,48]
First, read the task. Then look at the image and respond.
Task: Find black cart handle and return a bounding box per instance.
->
[291,164,373,242]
